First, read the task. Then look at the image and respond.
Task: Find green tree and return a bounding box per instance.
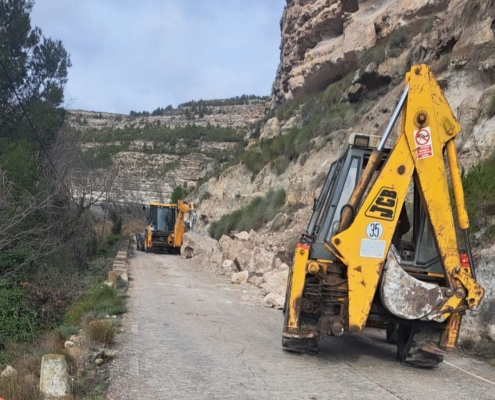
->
[171,186,184,203]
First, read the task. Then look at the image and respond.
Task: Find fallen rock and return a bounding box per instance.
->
[181,233,220,259]
[234,231,250,241]
[260,269,289,296]
[248,276,264,287]
[64,340,75,349]
[231,270,249,284]
[0,365,17,378]
[488,324,495,342]
[263,293,285,309]
[221,259,236,275]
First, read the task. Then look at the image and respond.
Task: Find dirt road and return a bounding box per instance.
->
[107,252,495,400]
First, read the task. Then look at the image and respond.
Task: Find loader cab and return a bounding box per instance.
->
[305,134,393,260]
[305,133,444,276]
[148,203,177,234]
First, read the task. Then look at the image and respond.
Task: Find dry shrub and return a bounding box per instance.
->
[86,320,116,345]
[0,375,41,400]
[0,330,71,400]
[122,218,144,236]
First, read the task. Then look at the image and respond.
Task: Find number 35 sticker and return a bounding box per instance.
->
[366,222,384,240]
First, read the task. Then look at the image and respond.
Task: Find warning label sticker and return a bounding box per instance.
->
[413,127,434,160]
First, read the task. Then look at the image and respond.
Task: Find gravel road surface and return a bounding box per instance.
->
[107,252,495,400]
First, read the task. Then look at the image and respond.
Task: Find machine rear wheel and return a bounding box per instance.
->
[386,323,398,344]
[397,324,443,368]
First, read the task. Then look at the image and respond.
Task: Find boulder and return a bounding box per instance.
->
[260,117,280,139]
[269,213,290,232]
[221,260,236,275]
[248,276,264,287]
[263,293,285,309]
[181,233,220,259]
[234,231,250,241]
[235,247,275,275]
[231,270,249,284]
[260,269,289,297]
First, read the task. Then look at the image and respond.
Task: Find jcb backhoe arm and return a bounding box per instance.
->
[329,64,484,334]
[168,200,194,248]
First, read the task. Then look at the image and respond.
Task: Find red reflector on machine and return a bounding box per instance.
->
[296,243,311,250]
[459,253,470,268]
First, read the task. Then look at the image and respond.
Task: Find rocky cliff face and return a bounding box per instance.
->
[201,0,495,228]
[69,101,266,204]
[68,102,265,132]
[272,0,495,106]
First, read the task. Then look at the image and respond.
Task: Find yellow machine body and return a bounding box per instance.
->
[283,65,485,363]
[144,200,194,254]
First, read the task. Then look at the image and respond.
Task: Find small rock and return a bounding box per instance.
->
[263,293,285,309]
[101,349,118,359]
[273,258,283,269]
[488,324,495,342]
[279,263,289,271]
[95,358,104,366]
[248,276,264,286]
[112,315,117,319]
[1,365,17,378]
[222,259,236,275]
[64,340,76,349]
[234,231,250,241]
[231,270,249,284]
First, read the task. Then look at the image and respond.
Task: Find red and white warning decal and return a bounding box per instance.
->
[414,126,433,160]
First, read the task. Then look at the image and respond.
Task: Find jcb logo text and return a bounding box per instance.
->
[365,188,398,221]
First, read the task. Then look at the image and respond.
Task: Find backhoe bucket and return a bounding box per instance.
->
[380,246,445,320]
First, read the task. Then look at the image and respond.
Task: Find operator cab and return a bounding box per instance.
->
[148,203,177,233]
[304,133,446,277]
[305,134,393,260]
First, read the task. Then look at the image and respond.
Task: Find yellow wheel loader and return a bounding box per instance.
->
[283,64,485,367]
[144,200,194,254]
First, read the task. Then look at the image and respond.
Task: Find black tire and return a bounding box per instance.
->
[386,323,398,344]
[397,324,417,363]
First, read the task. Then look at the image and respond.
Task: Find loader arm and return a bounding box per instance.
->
[329,65,484,333]
[169,200,194,248]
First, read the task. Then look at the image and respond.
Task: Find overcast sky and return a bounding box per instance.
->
[30,0,285,114]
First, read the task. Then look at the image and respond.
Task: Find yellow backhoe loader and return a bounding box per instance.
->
[142,200,194,254]
[283,64,485,367]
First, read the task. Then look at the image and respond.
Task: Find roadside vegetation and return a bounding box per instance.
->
[241,73,375,176]
[462,151,495,244]
[208,188,286,239]
[0,1,132,398]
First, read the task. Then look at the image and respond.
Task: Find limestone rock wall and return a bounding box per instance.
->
[272,0,495,107]
[68,101,266,132]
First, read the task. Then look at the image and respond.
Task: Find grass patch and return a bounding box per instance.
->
[422,18,434,34]
[462,152,495,237]
[64,285,126,326]
[389,26,410,49]
[272,156,290,175]
[358,42,387,66]
[55,325,80,340]
[241,73,371,177]
[209,188,286,239]
[86,320,116,345]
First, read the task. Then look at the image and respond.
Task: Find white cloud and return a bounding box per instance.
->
[30,0,285,113]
